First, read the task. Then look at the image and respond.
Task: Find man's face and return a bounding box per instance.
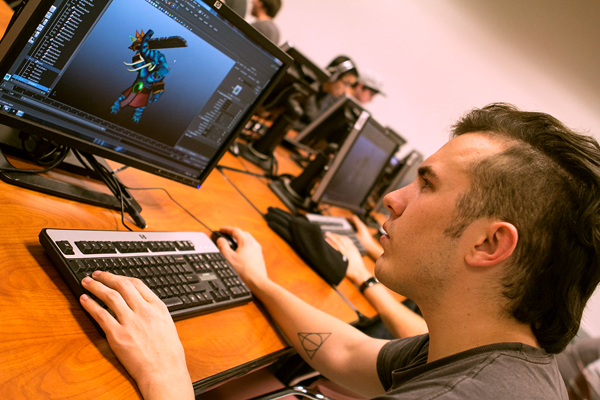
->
[375,133,504,303]
[251,0,262,16]
[354,84,376,104]
[329,74,357,98]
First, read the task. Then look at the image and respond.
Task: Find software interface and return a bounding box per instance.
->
[320,118,397,211]
[0,0,284,181]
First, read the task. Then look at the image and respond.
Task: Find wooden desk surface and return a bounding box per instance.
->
[0,150,377,398]
[0,5,378,398]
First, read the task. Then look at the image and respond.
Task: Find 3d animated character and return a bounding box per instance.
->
[110,29,186,123]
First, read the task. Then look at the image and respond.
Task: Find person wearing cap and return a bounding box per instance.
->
[349,71,385,104]
[299,55,359,127]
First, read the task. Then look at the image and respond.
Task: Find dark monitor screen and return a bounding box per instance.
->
[258,42,328,112]
[0,0,291,188]
[311,112,399,213]
[292,95,364,152]
[373,150,424,215]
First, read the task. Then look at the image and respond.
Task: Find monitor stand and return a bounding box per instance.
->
[0,133,145,228]
[238,86,307,172]
[268,143,337,214]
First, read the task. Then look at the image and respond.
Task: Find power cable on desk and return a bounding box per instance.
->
[97,162,212,233]
[217,164,269,179]
[0,144,70,173]
[123,185,214,233]
[216,165,265,218]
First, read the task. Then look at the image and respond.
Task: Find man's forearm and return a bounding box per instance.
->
[248,278,387,397]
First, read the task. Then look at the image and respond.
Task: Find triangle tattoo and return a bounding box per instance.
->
[298,332,331,360]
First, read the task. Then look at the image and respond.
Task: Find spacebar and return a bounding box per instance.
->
[163,297,184,311]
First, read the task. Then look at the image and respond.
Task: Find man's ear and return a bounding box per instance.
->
[465,221,518,267]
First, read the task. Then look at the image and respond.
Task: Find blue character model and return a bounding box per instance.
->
[111,29,186,123]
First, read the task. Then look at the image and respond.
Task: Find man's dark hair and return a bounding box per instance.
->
[327,55,359,80]
[447,103,600,353]
[260,0,282,18]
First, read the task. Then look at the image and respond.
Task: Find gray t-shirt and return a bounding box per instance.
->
[375,334,567,399]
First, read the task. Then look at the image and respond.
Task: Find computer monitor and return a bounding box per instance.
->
[384,126,407,150]
[257,42,329,114]
[237,42,328,169]
[371,150,424,216]
[0,0,291,222]
[310,113,400,213]
[290,95,364,154]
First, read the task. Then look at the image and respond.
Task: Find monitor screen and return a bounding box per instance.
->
[258,42,328,113]
[373,150,424,215]
[311,112,400,213]
[292,95,364,153]
[0,0,291,188]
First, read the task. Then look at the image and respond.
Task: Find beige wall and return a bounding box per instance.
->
[273,0,600,336]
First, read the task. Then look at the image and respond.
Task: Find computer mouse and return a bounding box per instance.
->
[211,231,238,250]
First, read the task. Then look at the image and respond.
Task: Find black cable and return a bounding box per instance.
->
[0,145,70,173]
[268,153,278,179]
[216,167,265,218]
[71,149,95,173]
[260,84,296,110]
[216,164,269,178]
[329,285,371,328]
[124,186,214,233]
[116,181,133,231]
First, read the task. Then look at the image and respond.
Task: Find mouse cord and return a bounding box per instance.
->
[216,166,265,218]
[217,164,269,179]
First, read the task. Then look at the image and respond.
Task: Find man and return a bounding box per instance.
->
[299,55,359,128]
[250,0,282,45]
[79,103,600,399]
[348,71,385,105]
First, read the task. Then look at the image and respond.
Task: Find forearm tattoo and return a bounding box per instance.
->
[298,332,331,360]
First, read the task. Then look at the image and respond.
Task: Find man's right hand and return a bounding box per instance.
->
[349,215,384,260]
[216,227,269,291]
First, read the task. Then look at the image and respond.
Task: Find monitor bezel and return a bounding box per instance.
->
[0,0,293,188]
[292,95,363,149]
[373,150,424,215]
[280,42,330,84]
[310,112,400,213]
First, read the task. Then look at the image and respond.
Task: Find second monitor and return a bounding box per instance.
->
[270,110,403,215]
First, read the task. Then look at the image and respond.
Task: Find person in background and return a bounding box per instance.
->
[250,0,282,45]
[300,55,359,127]
[348,71,385,105]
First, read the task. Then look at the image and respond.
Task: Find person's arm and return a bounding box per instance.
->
[216,226,388,398]
[325,232,428,339]
[80,271,194,400]
[349,215,384,260]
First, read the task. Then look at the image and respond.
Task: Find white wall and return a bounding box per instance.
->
[276,0,600,158]
[274,0,600,336]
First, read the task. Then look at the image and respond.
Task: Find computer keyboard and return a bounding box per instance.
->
[39,229,252,331]
[305,213,367,256]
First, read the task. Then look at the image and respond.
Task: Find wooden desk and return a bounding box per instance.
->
[0,147,378,399]
[0,5,377,397]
